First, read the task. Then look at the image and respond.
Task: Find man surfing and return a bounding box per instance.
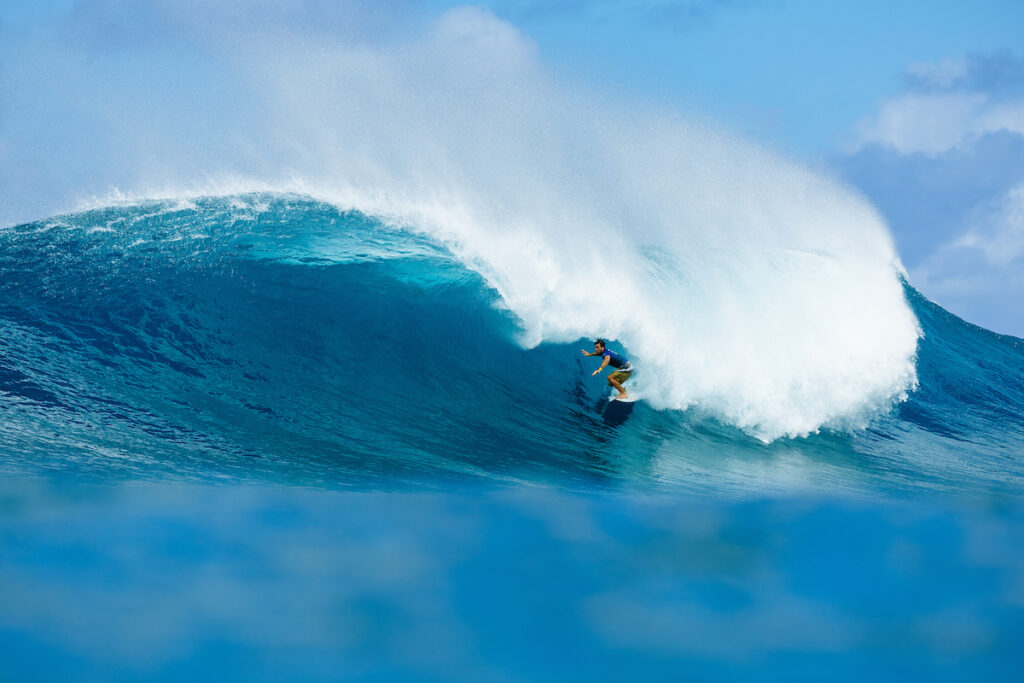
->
[581,339,634,400]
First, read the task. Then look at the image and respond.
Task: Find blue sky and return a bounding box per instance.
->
[470,1,1024,151]
[2,0,1023,334]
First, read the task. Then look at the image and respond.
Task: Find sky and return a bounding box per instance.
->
[2,0,1023,335]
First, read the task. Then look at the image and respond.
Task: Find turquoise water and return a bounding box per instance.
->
[2,195,1023,680]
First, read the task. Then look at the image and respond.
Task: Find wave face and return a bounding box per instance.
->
[2,194,1023,496]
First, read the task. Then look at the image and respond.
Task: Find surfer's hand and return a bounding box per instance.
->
[592,369,600,376]
[580,349,588,356]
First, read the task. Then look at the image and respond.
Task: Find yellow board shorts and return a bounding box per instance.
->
[609,369,633,384]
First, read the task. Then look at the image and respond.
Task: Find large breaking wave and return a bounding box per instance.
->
[2,194,1022,496]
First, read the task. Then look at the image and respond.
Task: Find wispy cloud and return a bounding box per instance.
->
[952,183,1024,267]
[838,50,1024,335]
[903,49,1024,95]
[910,183,1024,332]
[856,51,1024,155]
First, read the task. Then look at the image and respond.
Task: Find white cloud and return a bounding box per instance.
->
[975,102,1024,141]
[857,92,986,154]
[840,52,1024,334]
[908,183,1024,335]
[954,183,1024,265]
[905,57,968,88]
[855,52,1024,155]
[856,92,1024,154]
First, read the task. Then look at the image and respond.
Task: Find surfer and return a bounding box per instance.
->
[581,339,633,400]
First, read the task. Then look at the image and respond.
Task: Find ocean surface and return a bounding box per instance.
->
[2,194,1023,680]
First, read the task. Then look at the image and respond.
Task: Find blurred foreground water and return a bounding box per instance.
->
[2,480,1022,681]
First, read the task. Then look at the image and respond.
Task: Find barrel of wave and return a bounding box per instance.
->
[396,147,923,442]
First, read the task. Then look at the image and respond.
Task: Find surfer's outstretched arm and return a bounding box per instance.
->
[592,357,610,376]
[580,349,597,356]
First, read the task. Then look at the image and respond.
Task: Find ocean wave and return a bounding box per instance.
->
[1,195,1022,495]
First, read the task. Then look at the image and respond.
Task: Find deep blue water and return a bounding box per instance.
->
[2,195,1023,680]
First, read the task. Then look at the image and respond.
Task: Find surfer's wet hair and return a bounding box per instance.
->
[594,339,606,347]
